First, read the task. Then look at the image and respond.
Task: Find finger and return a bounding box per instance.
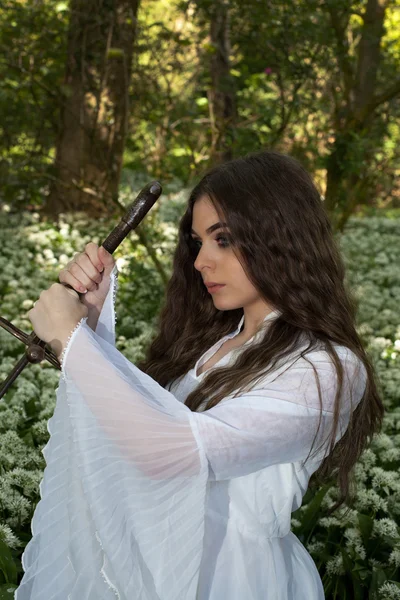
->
[84,242,104,273]
[76,253,103,284]
[59,269,88,293]
[98,246,116,273]
[68,262,99,292]
[76,248,103,283]
[64,286,80,300]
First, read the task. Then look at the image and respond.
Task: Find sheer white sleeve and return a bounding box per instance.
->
[15,302,367,599]
[94,265,118,346]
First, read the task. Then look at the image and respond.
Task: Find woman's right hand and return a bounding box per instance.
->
[59,243,116,329]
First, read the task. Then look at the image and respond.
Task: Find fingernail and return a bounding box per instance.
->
[80,287,87,293]
[99,264,104,272]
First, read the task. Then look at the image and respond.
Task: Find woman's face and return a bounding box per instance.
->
[191,195,262,312]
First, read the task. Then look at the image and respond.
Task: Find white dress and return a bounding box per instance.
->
[15,268,367,600]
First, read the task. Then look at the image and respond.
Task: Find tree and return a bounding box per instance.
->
[324,0,400,230]
[45,0,140,216]
[0,0,67,210]
[207,0,237,163]
[226,0,400,231]
[1,0,399,224]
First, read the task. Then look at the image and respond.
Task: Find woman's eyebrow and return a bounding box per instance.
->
[191,221,228,236]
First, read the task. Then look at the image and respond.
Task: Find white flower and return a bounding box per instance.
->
[381,448,400,463]
[306,541,325,555]
[378,582,400,599]
[373,337,393,349]
[372,518,399,539]
[58,253,70,266]
[21,299,34,309]
[388,547,400,568]
[354,488,388,512]
[59,226,70,237]
[116,257,129,272]
[43,248,54,259]
[290,518,301,528]
[325,552,345,576]
[370,467,400,492]
[319,516,342,528]
[372,433,394,451]
[344,527,362,543]
[0,523,22,550]
[359,448,377,469]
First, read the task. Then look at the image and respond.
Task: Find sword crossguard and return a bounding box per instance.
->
[0,318,61,368]
[26,343,48,364]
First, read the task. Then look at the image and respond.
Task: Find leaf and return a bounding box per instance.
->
[0,539,17,585]
[369,567,388,597]
[107,48,124,59]
[358,513,374,547]
[23,396,38,418]
[299,482,332,539]
[340,547,353,572]
[203,42,216,54]
[171,148,188,157]
[0,585,18,599]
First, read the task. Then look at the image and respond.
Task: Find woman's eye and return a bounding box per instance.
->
[190,236,231,249]
[216,236,230,248]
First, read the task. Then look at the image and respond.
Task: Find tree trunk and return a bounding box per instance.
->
[324,0,399,231]
[46,0,140,216]
[208,0,236,165]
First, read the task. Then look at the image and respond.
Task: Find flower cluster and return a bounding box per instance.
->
[1,204,400,596]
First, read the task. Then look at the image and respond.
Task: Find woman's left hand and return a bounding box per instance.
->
[28,283,88,359]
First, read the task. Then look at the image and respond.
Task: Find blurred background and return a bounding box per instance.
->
[1,0,400,230]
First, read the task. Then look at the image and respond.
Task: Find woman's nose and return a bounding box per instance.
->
[194,245,215,271]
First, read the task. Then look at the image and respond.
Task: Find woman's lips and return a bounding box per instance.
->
[207,284,226,293]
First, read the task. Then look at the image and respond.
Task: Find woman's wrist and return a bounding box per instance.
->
[49,320,84,359]
[86,310,100,332]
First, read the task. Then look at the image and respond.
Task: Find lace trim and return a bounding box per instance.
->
[94,531,121,598]
[60,316,88,375]
[112,267,119,329]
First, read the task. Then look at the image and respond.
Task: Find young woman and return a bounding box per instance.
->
[19,151,383,599]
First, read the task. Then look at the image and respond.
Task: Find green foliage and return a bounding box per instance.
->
[0,585,18,599]
[0,188,183,586]
[290,213,400,598]
[1,0,400,593]
[1,0,400,216]
[0,0,68,209]
[0,538,17,585]
[0,200,400,596]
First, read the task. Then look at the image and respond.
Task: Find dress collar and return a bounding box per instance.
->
[228,308,282,341]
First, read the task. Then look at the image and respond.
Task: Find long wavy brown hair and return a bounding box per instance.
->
[136,150,384,515]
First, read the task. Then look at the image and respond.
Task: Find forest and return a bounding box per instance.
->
[0,0,400,597]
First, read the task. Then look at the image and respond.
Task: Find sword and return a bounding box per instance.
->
[0,181,162,400]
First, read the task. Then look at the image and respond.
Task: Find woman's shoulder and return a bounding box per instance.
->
[296,340,367,390]
[299,342,367,386]
[249,340,367,413]
[299,340,359,363]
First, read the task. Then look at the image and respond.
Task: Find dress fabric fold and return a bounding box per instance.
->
[15,269,367,599]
